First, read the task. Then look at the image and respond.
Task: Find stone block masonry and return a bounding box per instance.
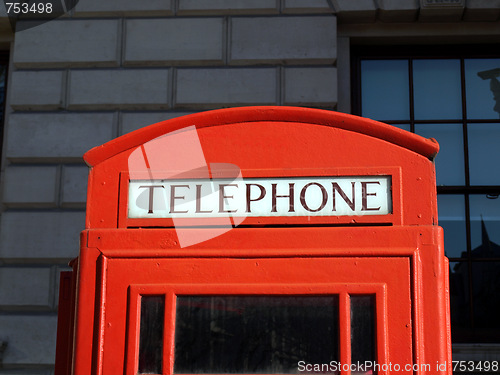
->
[74,0,174,16]
[10,70,66,110]
[1,5,339,372]
[177,0,280,15]
[6,113,115,161]
[125,18,225,66]
[68,69,170,110]
[0,211,85,262]
[284,67,337,106]
[3,166,59,207]
[0,315,58,366]
[12,19,121,68]
[1,0,498,372]
[175,68,278,107]
[0,267,53,309]
[230,16,336,64]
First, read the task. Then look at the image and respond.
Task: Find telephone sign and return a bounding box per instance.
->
[128,175,392,218]
[55,107,450,375]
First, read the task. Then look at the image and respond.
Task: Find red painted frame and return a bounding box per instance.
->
[83,107,439,229]
[71,225,448,375]
[118,166,402,228]
[126,282,390,375]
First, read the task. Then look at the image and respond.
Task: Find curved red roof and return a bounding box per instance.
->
[84,106,439,166]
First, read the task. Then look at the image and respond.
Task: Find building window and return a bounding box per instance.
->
[352,45,500,343]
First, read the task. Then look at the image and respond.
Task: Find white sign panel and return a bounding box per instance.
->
[128,176,392,219]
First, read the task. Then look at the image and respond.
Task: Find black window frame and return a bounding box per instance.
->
[351,44,500,343]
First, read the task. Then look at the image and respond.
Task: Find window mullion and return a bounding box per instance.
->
[408,59,415,133]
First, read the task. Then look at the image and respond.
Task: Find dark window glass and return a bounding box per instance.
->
[413,59,462,120]
[360,59,409,121]
[437,195,467,258]
[350,295,376,373]
[139,295,165,374]
[174,295,339,374]
[449,261,471,341]
[469,195,500,254]
[451,260,500,342]
[467,123,500,186]
[464,58,500,120]
[415,124,465,186]
[471,261,500,342]
[354,45,500,343]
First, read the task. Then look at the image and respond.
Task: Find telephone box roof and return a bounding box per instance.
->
[83,106,439,167]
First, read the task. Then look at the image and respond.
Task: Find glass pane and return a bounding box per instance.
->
[415,124,465,186]
[449,261,471,342]
[361,60,410,121]
[139,295,165,374]
[413,59,462,120]
[467,123,500,186]
[471,261,500,342]
[465,58,500,120]
[350,295,376,373]
[469,195,500,257]
[438,195,467,258]
[174,295,339,374]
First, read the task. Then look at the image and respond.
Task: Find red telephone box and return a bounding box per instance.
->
[55,106,451,375]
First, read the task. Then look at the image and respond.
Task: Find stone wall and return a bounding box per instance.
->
[1,0,499,373]
[0,1,337,372]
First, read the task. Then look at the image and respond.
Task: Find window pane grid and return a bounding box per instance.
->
[356,47,500,342]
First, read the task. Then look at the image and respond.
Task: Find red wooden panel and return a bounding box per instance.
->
[54,271,74,375]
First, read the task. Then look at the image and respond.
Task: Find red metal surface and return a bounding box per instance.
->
[55,107,450,375]
[84,107,439,166]
[72,226,448,375]
[120,263,403,375]
[83,107,439,229]
[54,270,76,375]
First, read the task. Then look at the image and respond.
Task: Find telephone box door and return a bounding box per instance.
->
[94,231,414,375]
